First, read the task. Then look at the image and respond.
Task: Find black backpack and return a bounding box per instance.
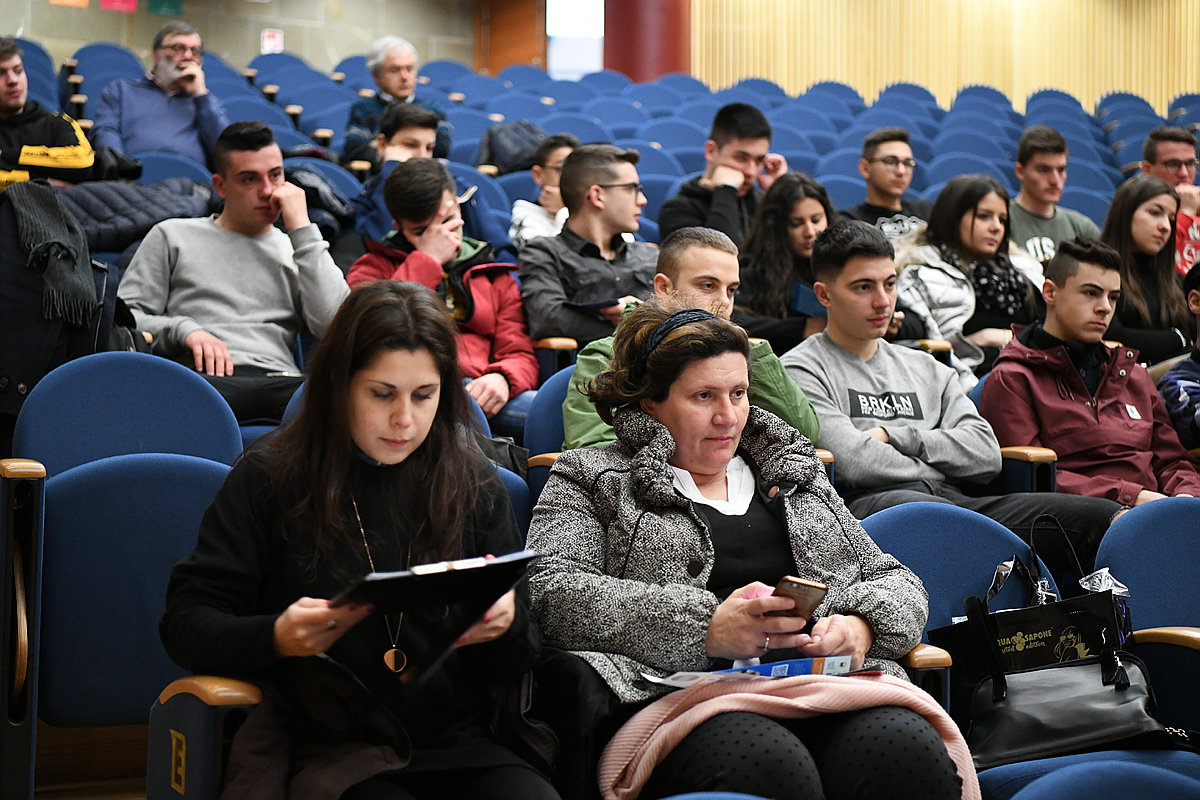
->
[477,120,546,174]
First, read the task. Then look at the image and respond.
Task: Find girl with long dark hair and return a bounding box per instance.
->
[161,281,558,800]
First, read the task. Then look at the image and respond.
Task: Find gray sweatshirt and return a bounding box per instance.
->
[119,215,349,373]
[781,334,1001,491]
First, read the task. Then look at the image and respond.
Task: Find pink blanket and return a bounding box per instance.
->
[598,672,980,800]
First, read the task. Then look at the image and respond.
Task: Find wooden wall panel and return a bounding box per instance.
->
[691,0,1200,112]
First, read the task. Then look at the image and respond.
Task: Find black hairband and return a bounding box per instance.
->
[630,309,718,381]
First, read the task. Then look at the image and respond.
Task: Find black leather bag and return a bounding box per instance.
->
[962,594,1164,769]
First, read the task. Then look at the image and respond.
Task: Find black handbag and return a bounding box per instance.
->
[928,515,1133,723]
[961,594,1164,769]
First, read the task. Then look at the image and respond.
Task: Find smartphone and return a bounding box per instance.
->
[767,577,827,619]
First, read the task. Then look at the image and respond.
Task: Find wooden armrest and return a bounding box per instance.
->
[1130,627,1200,650]
[142,330,154,345]
[284,104,303,116]
[68,74,84,86]
[447,91,465,102]
[529,452,561,469]
[262,84,280,99]
[77,118,93,131]
[487,112,505,123]
[533,337,579,350]
[311,128,333,141]
[357,88,375,98]
[64,57,79,71]
[330,71,345,83]
[0,459,46,479]
[347,160,373,175]
[69,93,87,106]
[13,543,27,698]
[539,96,556,106]
[999,446,1057,462]
[418,75,430,85]
[916,338,952,353]
[158,675,263,706]
[901,643,952,669]
[242,68,258,81]
[814,448,834,464]
[477,164,499,176]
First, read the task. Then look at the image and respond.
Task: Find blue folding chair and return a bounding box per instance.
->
[537,112,614,144]
[485,90,553,122]
[579,69,633,95]
[497,170,539,205]
[1060,186,1112,227]
[635,118,707,150]
[523,364,574,501]
[419,59,474,90]
[581,97,649,139]
[283,156,361,200]
[815,174,867,210]
[12,352,243,477]
[619,83,686,118]
[498,63,550,92]
[134,151,213,186]
[653,72,710,98]
[445,161,510,217]
[539,80,598,112]
[814,147,864,179]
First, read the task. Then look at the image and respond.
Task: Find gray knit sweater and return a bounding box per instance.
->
[527,405,928,704]
[119,215,349,373]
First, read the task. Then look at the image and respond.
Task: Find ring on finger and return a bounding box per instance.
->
[762,634,770,652]
[326,619,338,631]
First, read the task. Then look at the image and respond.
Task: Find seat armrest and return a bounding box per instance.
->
[1130,627,1200,650]
[999,446,1057,462]
[158,676,262,707]
[901,643,951,669]
[814,448,834,464]
[0,459,46,479]
[533,337,578,350]
[529,452,561,469]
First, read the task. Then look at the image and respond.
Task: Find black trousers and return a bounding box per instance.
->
[641,706,962,800]
[202,365,304,424]
[845,480,1122,575]
[340,762,560,800]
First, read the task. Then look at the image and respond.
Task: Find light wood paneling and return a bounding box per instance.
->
[691,0,1200,112]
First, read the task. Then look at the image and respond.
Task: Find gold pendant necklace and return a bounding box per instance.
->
[351,496,412,674]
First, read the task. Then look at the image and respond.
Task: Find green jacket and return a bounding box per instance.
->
[562,330,820,450]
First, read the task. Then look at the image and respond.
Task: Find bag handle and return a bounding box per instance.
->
[964,595,1009,702]
[1027,513,1087,600]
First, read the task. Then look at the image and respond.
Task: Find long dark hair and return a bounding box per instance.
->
[925,173,1011,260]
[261,281,486,568]
[739,172,838,317]
[1100,174,1189,331]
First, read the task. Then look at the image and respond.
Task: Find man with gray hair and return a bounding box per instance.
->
[342,35,450,168]
[91,21,228,166]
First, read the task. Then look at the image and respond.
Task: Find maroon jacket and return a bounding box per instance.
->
[347,238,539,395]
[980,325,1200,505]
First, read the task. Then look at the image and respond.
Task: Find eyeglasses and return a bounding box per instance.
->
[867,156,918,171]
[1158,158,1198,172]
[597,182,644,194]
[161,43,204,57]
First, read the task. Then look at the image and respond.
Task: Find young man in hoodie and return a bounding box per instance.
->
[657,103,787,247]
[347,157,538,439]
[981,235,1200,507]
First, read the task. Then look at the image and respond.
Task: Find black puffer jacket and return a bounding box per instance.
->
[57,177,215,253]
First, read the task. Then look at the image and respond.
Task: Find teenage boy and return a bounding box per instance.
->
[657,103,787,246]
[518,144,657,344]
[1008,125,1099,265]
[783,221,1121,565]
[119,121,348,422]
[982,236,1200,506]
[1140,126,1200,275]
[92,21,229,166]
[1158,263,1200,450]
[0,37,94,188]
[563,226,819,449]
[840,127,931,240]
[352,103,515,260]
[509,133,581,249]
[347,158,538,439]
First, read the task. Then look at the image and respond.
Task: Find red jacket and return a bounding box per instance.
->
[980,326,1200,505]
[347,238,539,395]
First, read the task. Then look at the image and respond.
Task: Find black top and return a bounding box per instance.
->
[658,176,761,247]
[1022,321,1109,397]
[840,198,932,240]
[696,484,793,602]
[160,453,537,772]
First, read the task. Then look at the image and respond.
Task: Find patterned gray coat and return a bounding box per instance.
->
[526,405,928,704]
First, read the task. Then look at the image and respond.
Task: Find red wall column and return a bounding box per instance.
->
[603,0,690,83]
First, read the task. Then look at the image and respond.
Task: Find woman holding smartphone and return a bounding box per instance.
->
[161,282,558,800]
[527,298,964,800]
